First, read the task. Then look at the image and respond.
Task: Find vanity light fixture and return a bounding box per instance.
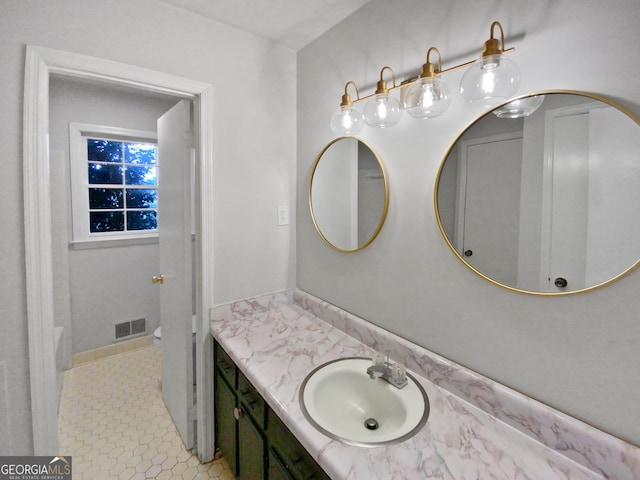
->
[404,47,452,119]
[459,21,521,106]
[363,66,402,128]
[329,21,518,133]
[330,81,365,135]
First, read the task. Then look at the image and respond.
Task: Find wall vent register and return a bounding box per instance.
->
[114,317,147,341]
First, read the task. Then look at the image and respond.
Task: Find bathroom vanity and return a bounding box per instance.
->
[214,339,330,479]
[210,290,640,479]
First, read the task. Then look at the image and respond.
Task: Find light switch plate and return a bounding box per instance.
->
[277,205,289,226]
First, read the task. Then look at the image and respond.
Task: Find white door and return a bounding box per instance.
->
[157,99,194,449]
[459,134,523,286]
[310,139,358,250]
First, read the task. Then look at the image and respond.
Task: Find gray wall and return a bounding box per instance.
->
[297,0,640,446]
[0,0,296,454]
[49,77,178,355]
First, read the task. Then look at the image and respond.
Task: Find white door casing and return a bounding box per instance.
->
[545,111,589,292]
[157,100,195,448]
[23,46,215,460]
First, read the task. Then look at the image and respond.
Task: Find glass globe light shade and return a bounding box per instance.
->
[492,95,545,118]
[363,93,402,128]
[330,105,364,135]
[459,54,521,107]
[404,76,452,119]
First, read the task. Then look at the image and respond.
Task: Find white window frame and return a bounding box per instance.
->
[69,122,158,245]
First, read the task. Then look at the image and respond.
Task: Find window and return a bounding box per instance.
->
[85,138,157,233]
[70,123,158,243]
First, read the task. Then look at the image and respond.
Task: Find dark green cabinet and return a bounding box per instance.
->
[268,449,294,480]
[214,342,265,480]
[237,404,266,480]
[215,369,238,475]
[268,412,329,480]
[214,340,330,480]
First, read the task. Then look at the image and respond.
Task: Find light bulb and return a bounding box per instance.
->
[404,76,451,119]
[492,95,545,118]
[363,93,401,128]
[459,54,520,107]
[330,105,364,135]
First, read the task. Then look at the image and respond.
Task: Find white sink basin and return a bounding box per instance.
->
[300,357,429,446]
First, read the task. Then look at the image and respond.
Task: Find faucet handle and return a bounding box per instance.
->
[372,352,385,366]
[392,363,406,384]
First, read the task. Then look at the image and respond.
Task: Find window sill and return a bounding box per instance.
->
[70,235,159,250]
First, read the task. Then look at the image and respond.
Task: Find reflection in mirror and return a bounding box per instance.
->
[310,137,389,252]
[435,91,640,294]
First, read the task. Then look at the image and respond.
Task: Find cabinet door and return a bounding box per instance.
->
[238,407,266,480]
[215,371,238,476]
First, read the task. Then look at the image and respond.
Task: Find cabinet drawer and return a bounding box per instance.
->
[238,371,266,429]
[214,341,237,389]
[267,410,330,480]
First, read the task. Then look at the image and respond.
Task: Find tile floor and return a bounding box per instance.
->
[58,344,233,480]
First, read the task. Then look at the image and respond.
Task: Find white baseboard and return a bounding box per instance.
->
[71,335,153,367]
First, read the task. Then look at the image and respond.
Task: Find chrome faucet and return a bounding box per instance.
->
[366,351,408,389]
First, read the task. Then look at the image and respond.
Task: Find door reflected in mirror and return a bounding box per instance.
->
[435,91,640,294]
[310,137,389,252]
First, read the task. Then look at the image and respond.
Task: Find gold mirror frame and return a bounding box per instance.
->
[309,137,390,253]
[434,90,640,295]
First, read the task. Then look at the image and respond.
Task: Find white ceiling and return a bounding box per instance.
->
[156,0,371,51]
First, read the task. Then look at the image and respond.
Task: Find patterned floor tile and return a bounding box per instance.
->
[59,345,231,479]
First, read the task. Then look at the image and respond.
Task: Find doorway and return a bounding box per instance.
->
[23,46,215,460]
[48,77,197,448]
[48,75,177,360]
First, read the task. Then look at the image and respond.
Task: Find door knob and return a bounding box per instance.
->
[554,277,568,288]
[152,275,164,285]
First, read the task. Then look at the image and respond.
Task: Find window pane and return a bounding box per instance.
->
[125,165,157,185]
[88,163,123,184]
[90,211,125,232]
[125,143,157,165]
[89,188,124,209]
[87,139,122,163]
[126,189,157,208]
[127,210,158,230]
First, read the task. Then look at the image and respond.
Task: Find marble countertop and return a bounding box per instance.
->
[210,290,638,479]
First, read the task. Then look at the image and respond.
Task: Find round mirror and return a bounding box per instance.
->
[310,137,389,252]
[435,91,640,294]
